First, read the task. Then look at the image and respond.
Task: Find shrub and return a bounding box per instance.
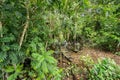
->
[31,45,62,80]
[115,51,120,56]
[80,54,94,68]
[88,58,120,80]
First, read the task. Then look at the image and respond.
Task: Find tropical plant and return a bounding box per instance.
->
[31,44,62,80]
[1,0,120,79]
[88,58,120,80]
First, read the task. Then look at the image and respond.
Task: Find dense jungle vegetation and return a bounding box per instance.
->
[0,0,120,80]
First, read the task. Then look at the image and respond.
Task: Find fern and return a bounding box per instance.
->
[9,52,18,64]
[0,34,15,43]
[0,52,7,63]
[0,52,8,69]
[31,44,61,80]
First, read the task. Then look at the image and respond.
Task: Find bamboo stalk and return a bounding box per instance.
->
[0,21,2,38]
[19,2,29,49]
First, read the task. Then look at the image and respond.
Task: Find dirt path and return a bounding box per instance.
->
[63,47,120,65]
[60,48,120,80]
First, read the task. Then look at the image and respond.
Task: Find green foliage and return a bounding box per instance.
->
[31,45,62,80]
[80,54,94,68]
[88,58,120,80]
[0,0,62,79]
[115,52,120,56]
[5,64,23,80]
[81,0,120,51]
[1,0,120,79]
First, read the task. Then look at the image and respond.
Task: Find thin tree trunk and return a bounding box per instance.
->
[0,21,4,45]
[0,21,3,38]
[19,2,29,50]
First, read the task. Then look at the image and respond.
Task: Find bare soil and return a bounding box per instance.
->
[66,47,120,65]
[58,47,120,80]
